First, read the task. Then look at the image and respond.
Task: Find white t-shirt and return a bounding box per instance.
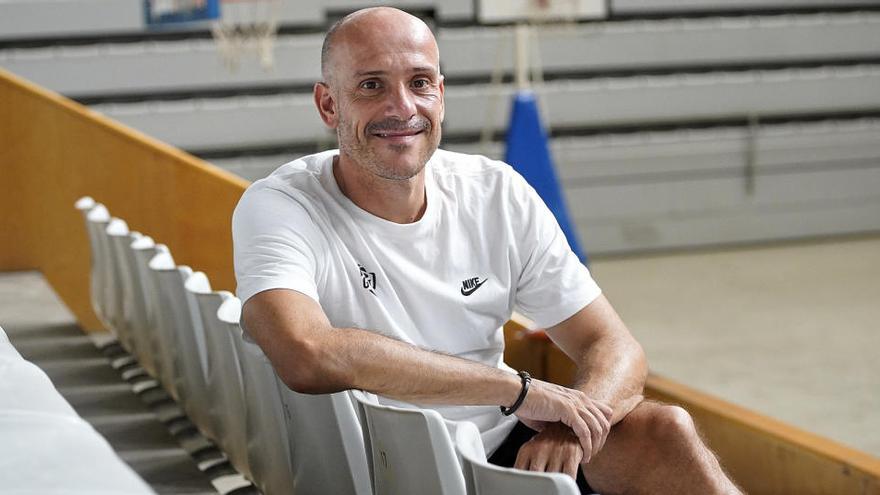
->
[232,148,601,454]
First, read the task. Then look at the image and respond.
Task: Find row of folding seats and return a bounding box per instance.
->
[5,11,877,98]
[85,63,880,151]
[0,324,155,494]
[75,196,370,494]
[74,195,584,494]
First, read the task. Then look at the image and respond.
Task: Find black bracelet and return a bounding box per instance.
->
[500,370,531,416]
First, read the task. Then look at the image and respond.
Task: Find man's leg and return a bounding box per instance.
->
[582,401,742,495]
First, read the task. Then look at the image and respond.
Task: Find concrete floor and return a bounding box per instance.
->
[1,234,878,465]
[589,235,880,457]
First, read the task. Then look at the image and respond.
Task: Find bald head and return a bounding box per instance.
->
[320,7,439,84]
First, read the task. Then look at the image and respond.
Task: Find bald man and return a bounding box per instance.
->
[232,7,741,494]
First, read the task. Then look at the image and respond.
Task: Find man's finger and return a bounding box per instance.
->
[578,406,605,461]
[546,456,564,473]
[513,450,530,471]
[566,414,594,462]
[587,402,611,454]
[563,458,580,480]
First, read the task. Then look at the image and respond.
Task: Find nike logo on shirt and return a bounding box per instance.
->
[461,277,487,296]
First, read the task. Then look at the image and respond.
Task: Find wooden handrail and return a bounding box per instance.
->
[0,67,248,331]
[503,319,880,495]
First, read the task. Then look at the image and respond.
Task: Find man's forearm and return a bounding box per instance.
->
[545,295,648,425]
[292,324,523,407]
[570,332,646,424]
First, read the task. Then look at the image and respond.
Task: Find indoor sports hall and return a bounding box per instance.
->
[1,1,878,493]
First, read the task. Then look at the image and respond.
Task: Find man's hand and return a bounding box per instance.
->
[513,379,613,463]
[514,423,584,479]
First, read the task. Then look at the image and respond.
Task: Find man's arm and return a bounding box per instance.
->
[514,294,647,472]
[546,294,647,424]
[241,287,610,455]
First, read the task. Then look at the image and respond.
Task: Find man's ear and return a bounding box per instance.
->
[438,74,445,124]
[314,82,339,129]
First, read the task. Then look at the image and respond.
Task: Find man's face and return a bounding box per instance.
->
[316,19,445,181]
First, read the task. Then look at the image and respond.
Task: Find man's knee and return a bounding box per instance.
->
[642,403,699,448]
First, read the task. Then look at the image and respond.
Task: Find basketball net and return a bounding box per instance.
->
[211,0,280,72]
[480,0,579,152]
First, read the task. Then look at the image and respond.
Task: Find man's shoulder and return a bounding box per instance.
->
[251,150,336,190]
[236,150,337,215]
[430,148,516,180]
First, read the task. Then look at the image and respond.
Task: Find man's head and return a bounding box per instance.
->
[314,7,444,181]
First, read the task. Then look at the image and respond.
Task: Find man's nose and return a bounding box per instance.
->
[385,83,417,120]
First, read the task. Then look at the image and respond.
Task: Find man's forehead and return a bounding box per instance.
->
[326,8,439,77]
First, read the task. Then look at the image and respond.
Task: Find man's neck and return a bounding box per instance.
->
[333,155,428,224]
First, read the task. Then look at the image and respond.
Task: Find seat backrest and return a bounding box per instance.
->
[455,425,580,495]
[0,354,79,418]
[150,259,214,438]
[74,196,103,325]
[0,414,157,495]
[276,385,371,495]
[188,281,249,478]
[357,398,467,495]
[134,241,177,399]
[223,298,294,495]
[122,234,161,380]
[82,201,113,331]
[104,218,137,353]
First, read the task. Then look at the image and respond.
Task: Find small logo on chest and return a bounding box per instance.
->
[358,263,377,296]
[460,277,487,296]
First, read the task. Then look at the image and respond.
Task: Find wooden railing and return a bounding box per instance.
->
[3,66,878,495]
[0,67,248,331]
[503,319,880,495]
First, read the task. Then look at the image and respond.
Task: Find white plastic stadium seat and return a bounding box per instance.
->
[0,358,79,418]
[0,414,156,495]
[77,199,114,333]
[132,240,178,398]
[276,385,371,494]
[188,279,250,478]
[355,396,468,495]
[74,197,104,324]
[103,218,142,357]
[225,301,294,495]
[113,226,159,378]
[453,423,581,495]
[149,257,215,439]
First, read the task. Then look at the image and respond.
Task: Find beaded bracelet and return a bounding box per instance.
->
[500,370,531,416]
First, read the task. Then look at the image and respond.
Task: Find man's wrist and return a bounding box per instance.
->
[500,370,531,415]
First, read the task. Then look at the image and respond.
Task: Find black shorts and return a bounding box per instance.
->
[488,421,595,494]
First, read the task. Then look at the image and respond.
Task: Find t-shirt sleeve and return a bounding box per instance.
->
[232,184,324,306]
[509,170,601,329]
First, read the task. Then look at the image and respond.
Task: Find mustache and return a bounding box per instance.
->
[366,117,430,134]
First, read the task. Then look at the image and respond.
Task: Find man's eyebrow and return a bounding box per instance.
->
[353,67,438,77]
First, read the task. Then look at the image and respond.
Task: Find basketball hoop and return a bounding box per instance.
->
[211,0,281,72]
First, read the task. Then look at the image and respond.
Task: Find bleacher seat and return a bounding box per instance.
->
[107,219,160,377]
[149,256,215,439]
[277,386,371,494]
[355,395,470,495]
[453,422,581,495]
[224,296,295,494]
[0,325,156,494]
[76,199,113,331]
[132,240,179,399]
[187,278,251,478]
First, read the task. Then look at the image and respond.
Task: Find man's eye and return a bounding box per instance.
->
[360,80,380,90]
[412,79,430,89]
